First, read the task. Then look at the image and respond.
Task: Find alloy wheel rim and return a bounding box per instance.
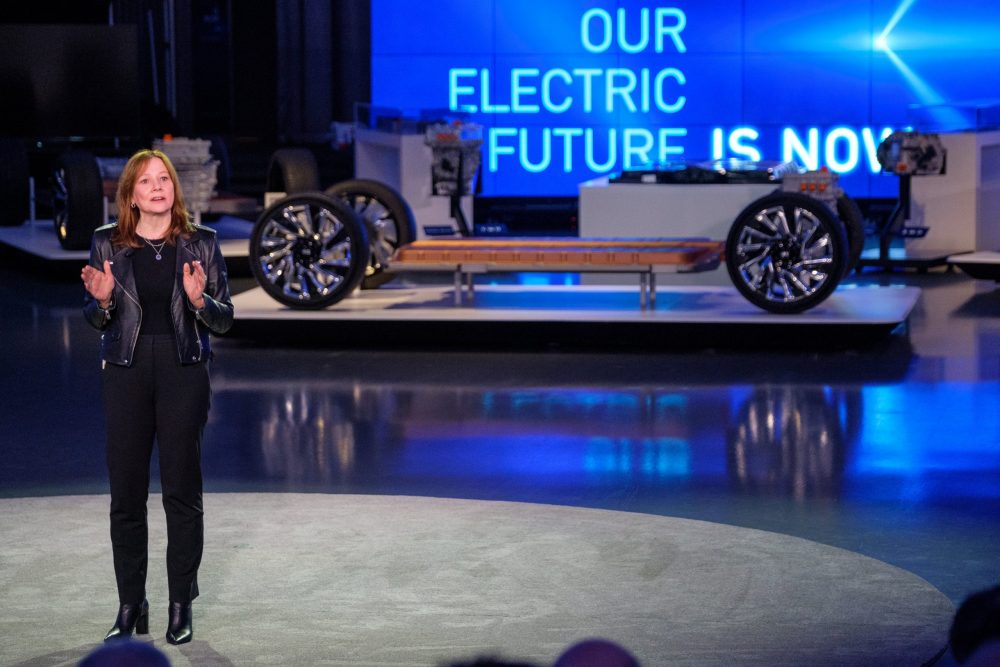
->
[255,201,356,303]
[341,194,399,275]
[732,204,835,304]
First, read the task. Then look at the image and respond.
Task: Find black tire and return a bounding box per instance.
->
[265,148,320,194]
[836,195,865,277]
[249,193,370,309]
[52,151,104,250]
[725,192,847,314]
[0,138,30,227]
[324,179,416,289]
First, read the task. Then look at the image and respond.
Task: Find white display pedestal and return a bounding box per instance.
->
[577,177,775,285]
[910,130,1000,252]
[578,177,775,240]
[354,128,472,239]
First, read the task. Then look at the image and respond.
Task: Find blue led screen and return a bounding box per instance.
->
[371,0,1000,197]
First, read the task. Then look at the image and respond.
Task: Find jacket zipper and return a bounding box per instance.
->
[185,243,204,362]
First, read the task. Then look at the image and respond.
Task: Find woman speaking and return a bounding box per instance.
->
[81,148,233,645]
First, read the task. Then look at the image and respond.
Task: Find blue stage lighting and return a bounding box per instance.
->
[876,0,970,130]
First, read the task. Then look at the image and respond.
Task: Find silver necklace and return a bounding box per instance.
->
[141,236,167,260]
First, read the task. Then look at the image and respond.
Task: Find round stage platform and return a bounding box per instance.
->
[0,494,952,666]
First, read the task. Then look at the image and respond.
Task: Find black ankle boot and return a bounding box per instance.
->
[104,598,149,641]
[165,601,193,645]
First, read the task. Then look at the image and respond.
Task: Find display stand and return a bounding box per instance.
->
[855,172,950,271]
[424,122,482,237]
[857,131,955,272]
[352,106,474,239]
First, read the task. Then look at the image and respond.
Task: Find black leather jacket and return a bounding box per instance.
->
[83,223,234,366]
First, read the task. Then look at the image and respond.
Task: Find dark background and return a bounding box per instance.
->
[0,1,370,193]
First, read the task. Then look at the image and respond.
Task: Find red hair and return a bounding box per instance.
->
[112,149,193,248]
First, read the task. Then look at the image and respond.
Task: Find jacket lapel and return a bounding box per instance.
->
[109,246,139,305]
[175,229,201,306]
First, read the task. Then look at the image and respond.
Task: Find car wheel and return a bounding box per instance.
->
[265,148,320,194]
[324,179,416,289]
[250,193,370,309]
[725,192,846,314]
[53,151,104,250]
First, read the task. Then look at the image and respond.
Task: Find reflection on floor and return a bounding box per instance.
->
[2,257,999,625]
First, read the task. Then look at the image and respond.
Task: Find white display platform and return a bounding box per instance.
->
[0,219,89,261]
[947,250,1000,264]
[947,251,1000,281]
[229,283,920,349]
[0,218,250,263]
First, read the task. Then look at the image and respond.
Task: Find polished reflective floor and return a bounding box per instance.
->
[2,255,998,620]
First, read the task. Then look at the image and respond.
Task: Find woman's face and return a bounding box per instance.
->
[131,157,175,217]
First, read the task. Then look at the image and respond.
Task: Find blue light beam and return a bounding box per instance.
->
[875,0,969,130]
[875,0,918,50]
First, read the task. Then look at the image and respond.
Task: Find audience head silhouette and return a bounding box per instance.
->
[553,638,640,667]
[950,584,1000,664]
[78,639,171,667]
[443,658,538,667]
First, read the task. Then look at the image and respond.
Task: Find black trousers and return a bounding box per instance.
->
[102,334,210,605]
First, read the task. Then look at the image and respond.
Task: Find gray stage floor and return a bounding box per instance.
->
[0,494,953,666]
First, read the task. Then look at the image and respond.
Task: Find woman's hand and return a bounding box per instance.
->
[183,261,207,310]
[81,260,115,307]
